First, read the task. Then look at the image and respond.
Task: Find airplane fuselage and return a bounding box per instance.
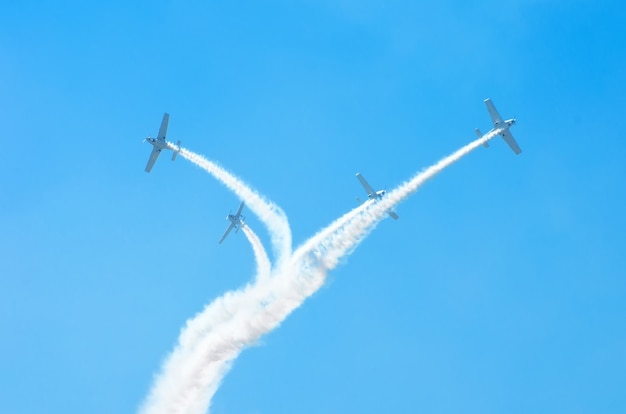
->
[356,172,399,219]
[489,118,516,136]
[219,202,245,243]
[477,99,521,155]
[368,190,386,200]
[144,113,183,172]
[226,213,244,232]
[146,137,177,151]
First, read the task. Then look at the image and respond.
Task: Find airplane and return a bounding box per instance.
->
[219,201,245,244]
[475,98,522,155]
[355,173,399,220]
[144,113,182,172]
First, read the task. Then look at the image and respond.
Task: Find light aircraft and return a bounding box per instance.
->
[475,98,522,154]
[219,202,245,244]
[355,173,399,220]
[144,113,182,172]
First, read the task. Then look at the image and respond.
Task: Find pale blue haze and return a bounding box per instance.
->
[1,1,625,413]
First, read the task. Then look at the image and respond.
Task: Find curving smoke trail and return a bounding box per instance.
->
[141,133,496,414]
[177,147,292,262]
[139,225,273,414]
[241,224,271,283]
[140,257,328,414]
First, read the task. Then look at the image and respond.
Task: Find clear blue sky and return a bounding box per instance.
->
[2,1,625,413]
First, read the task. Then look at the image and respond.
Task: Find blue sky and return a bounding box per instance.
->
[2,0,625,413]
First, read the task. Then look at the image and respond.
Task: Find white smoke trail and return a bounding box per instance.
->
[141,133,496,414]
[141,258,326,414]
[139,225,273,414]
[298,132,497,269]
[177,147,292,261]
[241,224,271,283]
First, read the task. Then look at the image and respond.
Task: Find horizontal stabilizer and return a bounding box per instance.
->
[475,128,489,148]
[171,140,181,161]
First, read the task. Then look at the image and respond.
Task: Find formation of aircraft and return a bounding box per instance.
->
[144,99,519,241]
[355,173,399,220]
[144,113,182,173]
[475,98,522,154]
[219,202,245,244]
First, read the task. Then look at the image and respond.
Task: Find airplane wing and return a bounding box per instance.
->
[145,148,162,173]
[500,130,522,155]
[234,201,244,219]
[219,222,236,244]
[387,210,399,220]
[484,98,503,125]
[356,173,376,196]
[157,113,170,140]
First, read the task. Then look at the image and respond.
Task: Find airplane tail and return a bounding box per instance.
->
[236,217,245,233]
[475,128,489,148]
[171,140,181,161]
